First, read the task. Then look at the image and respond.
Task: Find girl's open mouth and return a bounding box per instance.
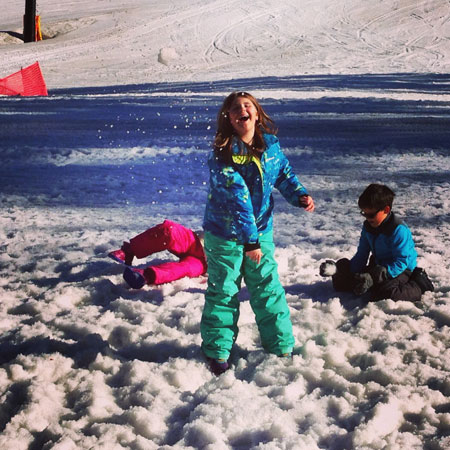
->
[239,115,250,122]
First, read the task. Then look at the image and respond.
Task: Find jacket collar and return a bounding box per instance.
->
[231,133,272,156]
[364,212,403,236]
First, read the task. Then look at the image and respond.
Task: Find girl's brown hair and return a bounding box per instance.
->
[213,92,277,164]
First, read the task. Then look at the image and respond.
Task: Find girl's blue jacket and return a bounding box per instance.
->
[350,213,418,278]
[203,133,308,244]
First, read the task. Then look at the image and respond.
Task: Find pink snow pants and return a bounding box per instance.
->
[129,220,207,285]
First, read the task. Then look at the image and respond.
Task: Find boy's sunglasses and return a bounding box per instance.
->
[360,209,382,219]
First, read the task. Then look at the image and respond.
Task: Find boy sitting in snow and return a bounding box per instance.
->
[320,183,434,302]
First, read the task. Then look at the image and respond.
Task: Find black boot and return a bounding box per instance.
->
[411,267,434,293]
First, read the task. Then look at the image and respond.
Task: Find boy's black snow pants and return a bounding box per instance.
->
[332,258,422,302]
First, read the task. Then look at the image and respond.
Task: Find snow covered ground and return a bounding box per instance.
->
[2,0,450,88]
[1,1,450,449]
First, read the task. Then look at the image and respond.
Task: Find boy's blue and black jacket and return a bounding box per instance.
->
[203,133,308,245]
[350,212,418,279]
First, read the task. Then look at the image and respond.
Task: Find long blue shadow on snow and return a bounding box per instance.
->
[1,73,450,152]
[52,72,450,96]
[0,74,449,208]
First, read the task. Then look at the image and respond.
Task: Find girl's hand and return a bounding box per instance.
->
[300,195,315,212]
[246,248,263,265]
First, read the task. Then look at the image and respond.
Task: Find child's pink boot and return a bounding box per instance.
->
[108,242,134,266]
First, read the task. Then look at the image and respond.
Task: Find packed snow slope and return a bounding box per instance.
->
[1,1,450,450]
[1,0,450,88]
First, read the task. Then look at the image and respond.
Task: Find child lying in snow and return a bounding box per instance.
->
[109,220,207,289]
[319,183,434,302]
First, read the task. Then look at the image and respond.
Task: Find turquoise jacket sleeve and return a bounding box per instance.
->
[274,149,308,206]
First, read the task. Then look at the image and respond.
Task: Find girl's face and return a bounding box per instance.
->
[228,96,259,140]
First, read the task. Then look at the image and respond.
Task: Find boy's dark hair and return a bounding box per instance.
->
[358,184,395,210]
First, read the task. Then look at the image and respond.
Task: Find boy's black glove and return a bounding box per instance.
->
[319,260,337,277]
[369,265,387,284]
[353,273,374,295]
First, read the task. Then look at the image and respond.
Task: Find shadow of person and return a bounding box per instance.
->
[285,280,366,311]
[115,339,200,364]
[0,332,111,368]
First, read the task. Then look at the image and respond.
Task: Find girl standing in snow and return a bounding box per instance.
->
[201,92,315,375]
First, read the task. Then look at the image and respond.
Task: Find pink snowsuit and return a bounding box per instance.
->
[128,220,207,285]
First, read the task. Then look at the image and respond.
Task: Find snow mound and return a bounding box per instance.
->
[158,48,180,66]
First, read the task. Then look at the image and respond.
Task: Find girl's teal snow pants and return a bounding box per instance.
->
[201,231,294,360]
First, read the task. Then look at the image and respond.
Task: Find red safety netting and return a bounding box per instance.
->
[0,61,48,96]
